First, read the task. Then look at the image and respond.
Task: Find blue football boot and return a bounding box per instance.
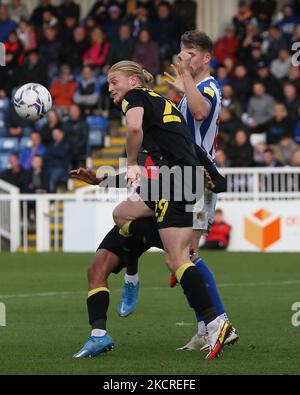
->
[118,281,139,317]
[73,334,114,358]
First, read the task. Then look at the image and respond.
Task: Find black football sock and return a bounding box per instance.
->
[119,221,139,276]
[87,287,109,330]
[176,263,218,325]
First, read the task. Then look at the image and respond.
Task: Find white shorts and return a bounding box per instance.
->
[193,189,217,232]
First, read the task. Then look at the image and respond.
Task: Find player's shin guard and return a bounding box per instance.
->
[175,263,218,325]
[87,287,110,330]
[119,221,138,275]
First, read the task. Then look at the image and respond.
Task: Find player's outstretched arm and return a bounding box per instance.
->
[69,168,103,185]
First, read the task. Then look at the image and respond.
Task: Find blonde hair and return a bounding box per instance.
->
[109,60,154,85]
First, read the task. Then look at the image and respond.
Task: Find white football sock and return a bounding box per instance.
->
[219,313,228,321]
[91,329,106,337]
[197,321,207,336]
[125,273,139,285]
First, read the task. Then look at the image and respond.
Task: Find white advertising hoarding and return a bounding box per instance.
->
[63,200,300,252]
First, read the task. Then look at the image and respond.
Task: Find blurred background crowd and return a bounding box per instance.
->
[0,0,300,194]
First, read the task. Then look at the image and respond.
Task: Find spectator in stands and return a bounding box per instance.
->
[232,1,256,38]
[288,66,300,94]
[41,9,59,30]
[253,142,267,165]
[291,149,300,166]
[74,65,101,114]
[173,0,197,34]
[245,47,266,77]
[221,84,242,116]
[214,25,239,65]
[275,4,300,44]
[0,153,30,192]
[239,21,261,61]
[256,60,283,101]
[62,26,89,72]
[251,0,276,32]
[219,107,243,146]
[259,148,282,167]
[291,24,300,48]
[228,129,253,167]
[216,66,230,89]
[294,105,300,144]
[283,82,300,128]
[261,25,287,62]
[273,134,299,166]
[244,82,275,133]
[4,31,25,68]
[40,109,62,146]
[4,99,32,138]
[0,4,17,42]
[20,131,46,170]
[267,103,293,145]
[105,24,136,70]
[43,128,71,193]
[151,1,180,66]
[16,19,37,52]
[60,14,78,48]
[39,27,62,79]
[202,209,231,250]
[83,27,110,68]
[124,4,149,38]
[8,0,29,24]
[26,154,48,193]
[87,0,111,25]
[30,0,58,29]
[57,0,80,24]
[230,64,253,111]
[270,48,291,80]
[132,29,160,76]
[63,104,89,167]
[50,65,77,113]
[215,148,231,168]
[20,50,48,88]
[102,5,123,40]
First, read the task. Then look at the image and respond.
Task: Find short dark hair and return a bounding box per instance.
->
[181,30,213,53]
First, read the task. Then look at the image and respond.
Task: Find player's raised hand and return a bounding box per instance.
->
[126,164,142,188]
[163,64,185,93]
[69,168,102,185]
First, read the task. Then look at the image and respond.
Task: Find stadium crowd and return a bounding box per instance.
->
[0,0,299,193]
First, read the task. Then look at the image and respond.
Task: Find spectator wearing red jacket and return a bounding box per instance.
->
[203,209,231,250]
[50,64,77,112]
[214,25,239,65]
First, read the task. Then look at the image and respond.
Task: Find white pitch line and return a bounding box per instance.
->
[0,280,300,299]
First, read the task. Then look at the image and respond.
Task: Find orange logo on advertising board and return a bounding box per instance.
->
[244,209,281,250]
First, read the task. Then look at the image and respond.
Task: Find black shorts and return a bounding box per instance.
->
[96,226,152,274]
[144,199,193,229]
[139,166,198,229]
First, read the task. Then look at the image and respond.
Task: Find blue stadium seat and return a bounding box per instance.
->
[88,130,103,149]
[19,137,32,150]
[0,112,7,137]
[0,152,11,171]
[86,115,108,134]
[0,137,19,152]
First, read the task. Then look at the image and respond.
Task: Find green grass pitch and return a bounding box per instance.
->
[0,251,300,375]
